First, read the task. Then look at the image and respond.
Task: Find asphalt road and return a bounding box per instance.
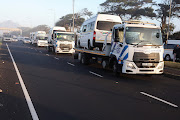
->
[0,41,180,120]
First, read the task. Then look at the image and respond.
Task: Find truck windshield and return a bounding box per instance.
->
[97,21,120,31]
[125,27,163,46]
[37,36,47,40]
[56,33,74,41]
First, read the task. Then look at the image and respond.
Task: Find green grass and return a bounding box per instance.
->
[165,61,180,70]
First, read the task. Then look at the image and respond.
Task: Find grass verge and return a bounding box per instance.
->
[165,61,180,70]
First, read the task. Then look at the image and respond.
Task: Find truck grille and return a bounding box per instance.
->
[60,44,72,50]
[133,52,159,68]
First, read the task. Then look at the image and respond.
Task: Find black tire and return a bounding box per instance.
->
[165,55,171,61]
[81,53,90,65]
[52,47,55,53]
[73,53,78,59]
[112,60,119,76]
[47,46,51,52]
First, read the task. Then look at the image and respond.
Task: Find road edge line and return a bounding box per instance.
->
[6,43,39,120]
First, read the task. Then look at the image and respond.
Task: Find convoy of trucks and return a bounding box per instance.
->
[3,14,165,75]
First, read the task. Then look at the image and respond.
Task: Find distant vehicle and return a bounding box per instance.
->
[78,14,122,49]
[164,40,180,61]
[37,34,48,47]
[18,37,24,41]
[33,31,46,46]
[23,37,31,43]
[47,31,75,54]
[75,20,164,75]
[12,37,18,42]
[30,32,35,44]
[2,33,13,42]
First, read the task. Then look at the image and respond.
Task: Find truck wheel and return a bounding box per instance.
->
[113,60,119,76]
[102,60,108,69]
[52,47,55,53]
[47,46,51,52]
[81,53,90,65]
[165,55,171,61]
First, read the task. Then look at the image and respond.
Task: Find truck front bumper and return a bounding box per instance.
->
[122,61,164,74]
[55,48,75,54]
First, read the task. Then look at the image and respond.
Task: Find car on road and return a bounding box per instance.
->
[23,37,31,44]
[12,37,18,42]
[164,40,180,61]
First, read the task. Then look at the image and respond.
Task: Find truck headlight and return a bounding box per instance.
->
[158,63,164,69]
[127,63,136,69]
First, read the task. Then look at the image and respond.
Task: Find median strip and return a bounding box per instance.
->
[89,71,103,78]
[140,91,178,108]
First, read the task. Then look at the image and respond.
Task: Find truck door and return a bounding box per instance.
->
[111,27,124,60]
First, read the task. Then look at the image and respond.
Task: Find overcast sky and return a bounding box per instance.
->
[0,0,179,32]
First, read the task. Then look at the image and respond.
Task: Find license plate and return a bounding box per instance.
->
[63,48,69,50]
[142,63,153,66]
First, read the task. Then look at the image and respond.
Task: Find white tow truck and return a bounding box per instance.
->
[75,20,164,75]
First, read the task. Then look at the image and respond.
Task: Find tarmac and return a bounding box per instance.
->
[164,66,180,80]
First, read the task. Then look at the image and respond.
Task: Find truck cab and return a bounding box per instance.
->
[110,20,164,74]
[51,32,75,54]
[33,31,46,46]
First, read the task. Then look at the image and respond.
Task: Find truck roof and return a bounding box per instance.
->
[113,23,160,29]
[52,26,66,32]
[54,31,74,34]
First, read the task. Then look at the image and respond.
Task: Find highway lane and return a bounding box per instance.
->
[0,42,32,120]
[0,41,180,120]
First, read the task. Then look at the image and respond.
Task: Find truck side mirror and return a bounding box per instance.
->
[156,33,160,38]
[114,29,119,42]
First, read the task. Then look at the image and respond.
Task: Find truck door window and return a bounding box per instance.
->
[83,25,87,32]
[119,28,124,43]
[90,22,95,30]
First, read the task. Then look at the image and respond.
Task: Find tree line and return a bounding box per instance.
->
[55,0,180,38]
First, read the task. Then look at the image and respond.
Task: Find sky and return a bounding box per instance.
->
[0,0,179,32]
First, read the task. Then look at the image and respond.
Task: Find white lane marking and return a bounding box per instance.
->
[46,54,49,56]
[67,62,75,66]
[89,71,103,78]
[39,51,42,53]
[54,57,59,60]
[140,91,178,108]
[6,43,39,120]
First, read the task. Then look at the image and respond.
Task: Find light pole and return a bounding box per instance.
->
[73,0,75,32]
[167,0,172,41]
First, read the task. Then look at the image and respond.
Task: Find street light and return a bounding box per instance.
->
[167,0,172,41]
